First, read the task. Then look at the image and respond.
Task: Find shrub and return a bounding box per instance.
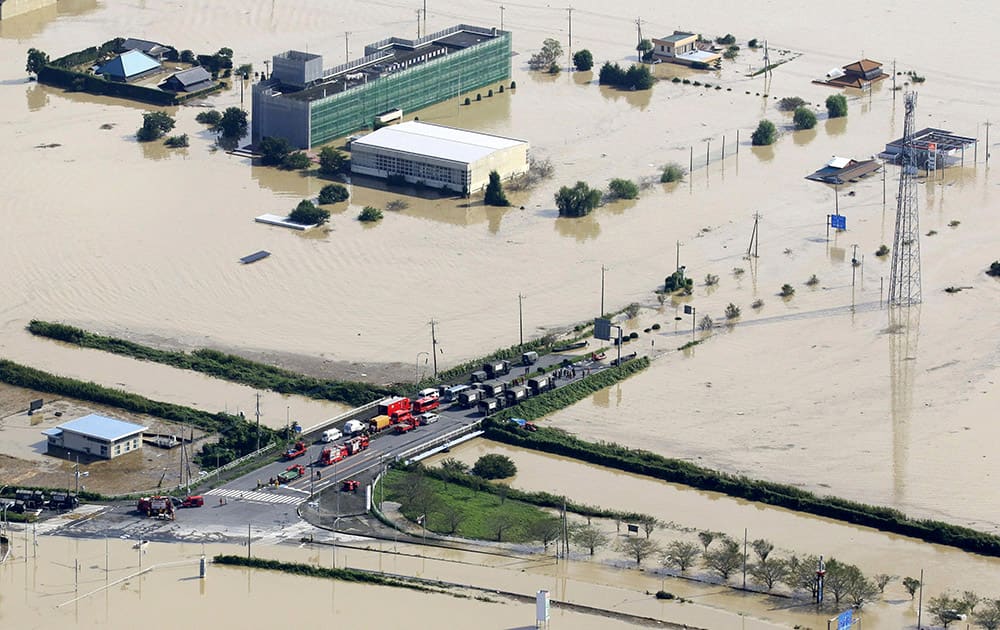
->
[705,274,719,286]
[607,178,639,200]
[780,284,795,297]
[699,315,713,331]
[777,96,806,111]
[725,303,741,319]
[358,206,383,222]
[876,244,890,257]
[948,220,961,227]
[793,106,817,130]
[281,151,312,170]
[806,274,819,286]
[180,50,195,64]
[988,261,1000,277]
[289,199,330,225]
[484,170,510,206]
[164,134,189,148]
[385,199,409,212]
[195,110,222,126]
[723,45,739,60]
[555,181,602,217]
[599,62,653,90]
[258,136,291,166]
[751,120,777,146]
[471,454,517,480]
[651,323,661,330]
[664,270,693,293]
[318,146,348,175]
[826,94,848,118]
[748,38,759,48]
[629,331,639,340]
[655,591,676,600]
[671,77,681,83]
[751,298,764,309]
[572,49,593,71]
[660,163,686,183]
[318,183,349,204]
[136,111,175,142]
[715,34,736,45]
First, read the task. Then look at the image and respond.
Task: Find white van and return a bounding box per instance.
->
[343,419,367,435]
[418,387,440,400]
[321,428,343,443]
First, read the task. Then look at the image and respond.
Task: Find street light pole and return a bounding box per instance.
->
[600,265,607,315]
[518,293,525,346]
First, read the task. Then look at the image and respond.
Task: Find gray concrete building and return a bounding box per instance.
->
[43,414,146,460]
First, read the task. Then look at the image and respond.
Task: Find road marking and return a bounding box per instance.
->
[205,488,302,506]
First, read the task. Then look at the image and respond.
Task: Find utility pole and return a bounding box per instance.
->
[518,293,525,346]
[263,59,270,80]
[635,18,643,48]
[423,0,427,36]
[917,568,924,629]
[500,5,505,31]
[566,7,573,70]
[429,319,439,377]
[675,240,682,272]
[600,265,607,315]
[892,59,896,100]
[345,32,351,63]
[416,10,421,38]
[747,212,760,258]
[986,120,992,164]
[255,392,261,452]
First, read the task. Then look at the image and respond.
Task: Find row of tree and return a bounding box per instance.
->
[753,95,849,144]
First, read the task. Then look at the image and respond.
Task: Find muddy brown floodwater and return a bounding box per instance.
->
[1,0,999,606]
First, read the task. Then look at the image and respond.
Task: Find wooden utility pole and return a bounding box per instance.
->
[255,392,261,452]
[345,32,351,63]
[518,293,525,346]
[429,319,439,377]
[500,5,505,31]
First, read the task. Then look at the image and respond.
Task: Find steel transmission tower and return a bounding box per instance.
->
[888,92,922,306]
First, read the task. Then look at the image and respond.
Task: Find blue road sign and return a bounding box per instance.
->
[837,609,853,630]
[683,305,694,315]
[830,214,846,230]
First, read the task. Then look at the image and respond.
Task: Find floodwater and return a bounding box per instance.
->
[0,533,797,630]
[0,0,998,577]
[431,440,1000,626]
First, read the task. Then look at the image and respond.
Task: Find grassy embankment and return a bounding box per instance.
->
[26,320,392,406]
[482,419,1000,557]
[213,555,430,591]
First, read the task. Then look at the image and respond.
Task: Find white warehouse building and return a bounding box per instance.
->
[349,121,529,194]
[42,414,146,460]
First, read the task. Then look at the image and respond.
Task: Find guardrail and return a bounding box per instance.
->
[396,421,483,465]
[301,401,381,438]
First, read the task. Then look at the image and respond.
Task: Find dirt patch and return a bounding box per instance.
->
[0,382,212,496]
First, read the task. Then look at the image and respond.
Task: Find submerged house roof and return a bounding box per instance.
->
[121,38,173,59]
[161,66,213,92]
[96,49,161,81]
[843,58,882,73]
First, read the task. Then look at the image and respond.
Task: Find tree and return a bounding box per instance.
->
[570,523,610,555]
[617,536,660,567]
[725,303,741,319]
[777,96,807,111]
[136,111,175,142]
[318,146,348,175]
[528,38,562,70]
[902,576,921,599]
[599,62,653,90]
[391,470,437,517]
[751,119,777,146]
[555,181,602,217]
[702,538,743,581]
[528,517,563,551]
[607,178,639,200]
[195,110,223,126]
[750,539,773,564]
[639,515,660,539]
[572,49,593,71]
[179,50,195,64]
[258,136,291,166]
[845,569,881,608]
[487,509,518,541]
[873,573,897,594]
[438,458,469,476]
[289,199,330,225]
[358,206,383,222]
[663,540,700,572]
[217,47,234,59]
[438,504,465,535]
[697,530,716,552]
[471,454,517,479]
[822,558,859,605]
[928,594,964,628]
[786,555,821,599]
[636,39,654,62]
[826,94,848,118]
[715,33,736,45]
[974,599,1000,630]
[749,558,787,591]
[26,48,49,75]
[484,170,510,206]
[281,151,312,170]
[164,134,189,148]
[217,107,248,139]
[780,283,795,297]
[793,106,817,130]
[988,260,1000,277]
[318,184,349,205]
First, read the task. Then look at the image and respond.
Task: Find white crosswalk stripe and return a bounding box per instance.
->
[205,488,303,505]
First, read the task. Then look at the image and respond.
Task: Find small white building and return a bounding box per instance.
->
[349,121,529,194]
[43,414,147,460]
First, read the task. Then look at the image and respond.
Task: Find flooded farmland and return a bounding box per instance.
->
[1,0,999,619]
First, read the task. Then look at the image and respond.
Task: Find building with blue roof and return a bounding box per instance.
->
[43,414,147,460]
[96,49,162,83]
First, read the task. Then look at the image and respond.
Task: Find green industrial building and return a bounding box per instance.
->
[251,24,512,149]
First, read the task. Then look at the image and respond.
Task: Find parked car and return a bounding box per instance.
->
[418,412,440,425]
[322,428,343,443]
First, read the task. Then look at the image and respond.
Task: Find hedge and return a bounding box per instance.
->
[38,66,180,106]
[212,555,429,591]
[28,321,392,406]
[481,420,1000,557]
